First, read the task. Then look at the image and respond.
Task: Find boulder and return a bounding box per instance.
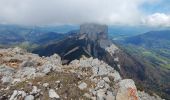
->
[116,79,139,100]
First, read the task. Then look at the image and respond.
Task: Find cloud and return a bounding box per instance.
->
[142,13,170,27]
[0,0,168,26]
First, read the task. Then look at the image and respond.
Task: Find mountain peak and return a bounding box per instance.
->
[80,23,108,41]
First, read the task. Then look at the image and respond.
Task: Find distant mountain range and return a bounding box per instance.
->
[119,30,170,69]
[0,24,78,49]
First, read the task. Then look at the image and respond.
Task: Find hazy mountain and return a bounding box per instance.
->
[120,30,170,69]
[0,24,78,49]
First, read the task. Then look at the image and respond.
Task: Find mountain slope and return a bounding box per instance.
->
[117,30,170,99]
[33,24,146,80]
[120,30,170,69]
[33,24,170,98]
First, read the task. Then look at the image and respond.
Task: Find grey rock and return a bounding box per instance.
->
[24,95,34,100]
[12,78,21,84]
[106,91,115,100]
[0,65,15,76]
[105,44,119,56]
[96,89,106,100]
[41,64,53,74]
[18,91,26,98]
[49,89,60,99]
[80,24,108,41]
[103,77,110,83]
[43,83,49,88]
[78,82,87,90]
[1,76,13,84]
[15,67,36,79]
[96,80,105,89]
[83,93,92,99]
[30,86,40,95]
[116,79,139,100]
[9,90,18,100]
[20,60,35,68]
[108,71,122,82]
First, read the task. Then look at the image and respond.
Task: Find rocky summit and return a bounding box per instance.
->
[80,24,108,41]
[0,47,163,100]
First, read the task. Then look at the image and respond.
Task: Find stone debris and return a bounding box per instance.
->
[0,47,164,100]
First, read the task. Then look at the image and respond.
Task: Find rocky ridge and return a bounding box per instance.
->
[0,47,163,100]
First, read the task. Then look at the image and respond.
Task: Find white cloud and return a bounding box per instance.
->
[0,0,144,25]
[142,13,170,27]
[0,0,165,26]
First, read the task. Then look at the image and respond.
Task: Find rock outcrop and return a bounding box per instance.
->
[0,47,163,100]
[80,23,108,41]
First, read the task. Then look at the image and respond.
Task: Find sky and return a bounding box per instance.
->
[0,0,170,27]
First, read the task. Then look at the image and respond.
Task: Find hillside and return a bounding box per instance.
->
[0,47,163,100]
[116,30,170,98]
[119,30,170,69]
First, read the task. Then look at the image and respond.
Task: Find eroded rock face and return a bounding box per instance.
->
[80,23,108,41]
[116,79,139,100]
[0,47,163,100]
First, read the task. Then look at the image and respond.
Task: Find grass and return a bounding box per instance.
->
[163,64,170,69]
[2,71,96,100]
[124,45,170,69]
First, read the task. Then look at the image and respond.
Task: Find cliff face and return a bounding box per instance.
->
[0,47,162,100]
[80,24,108,41]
